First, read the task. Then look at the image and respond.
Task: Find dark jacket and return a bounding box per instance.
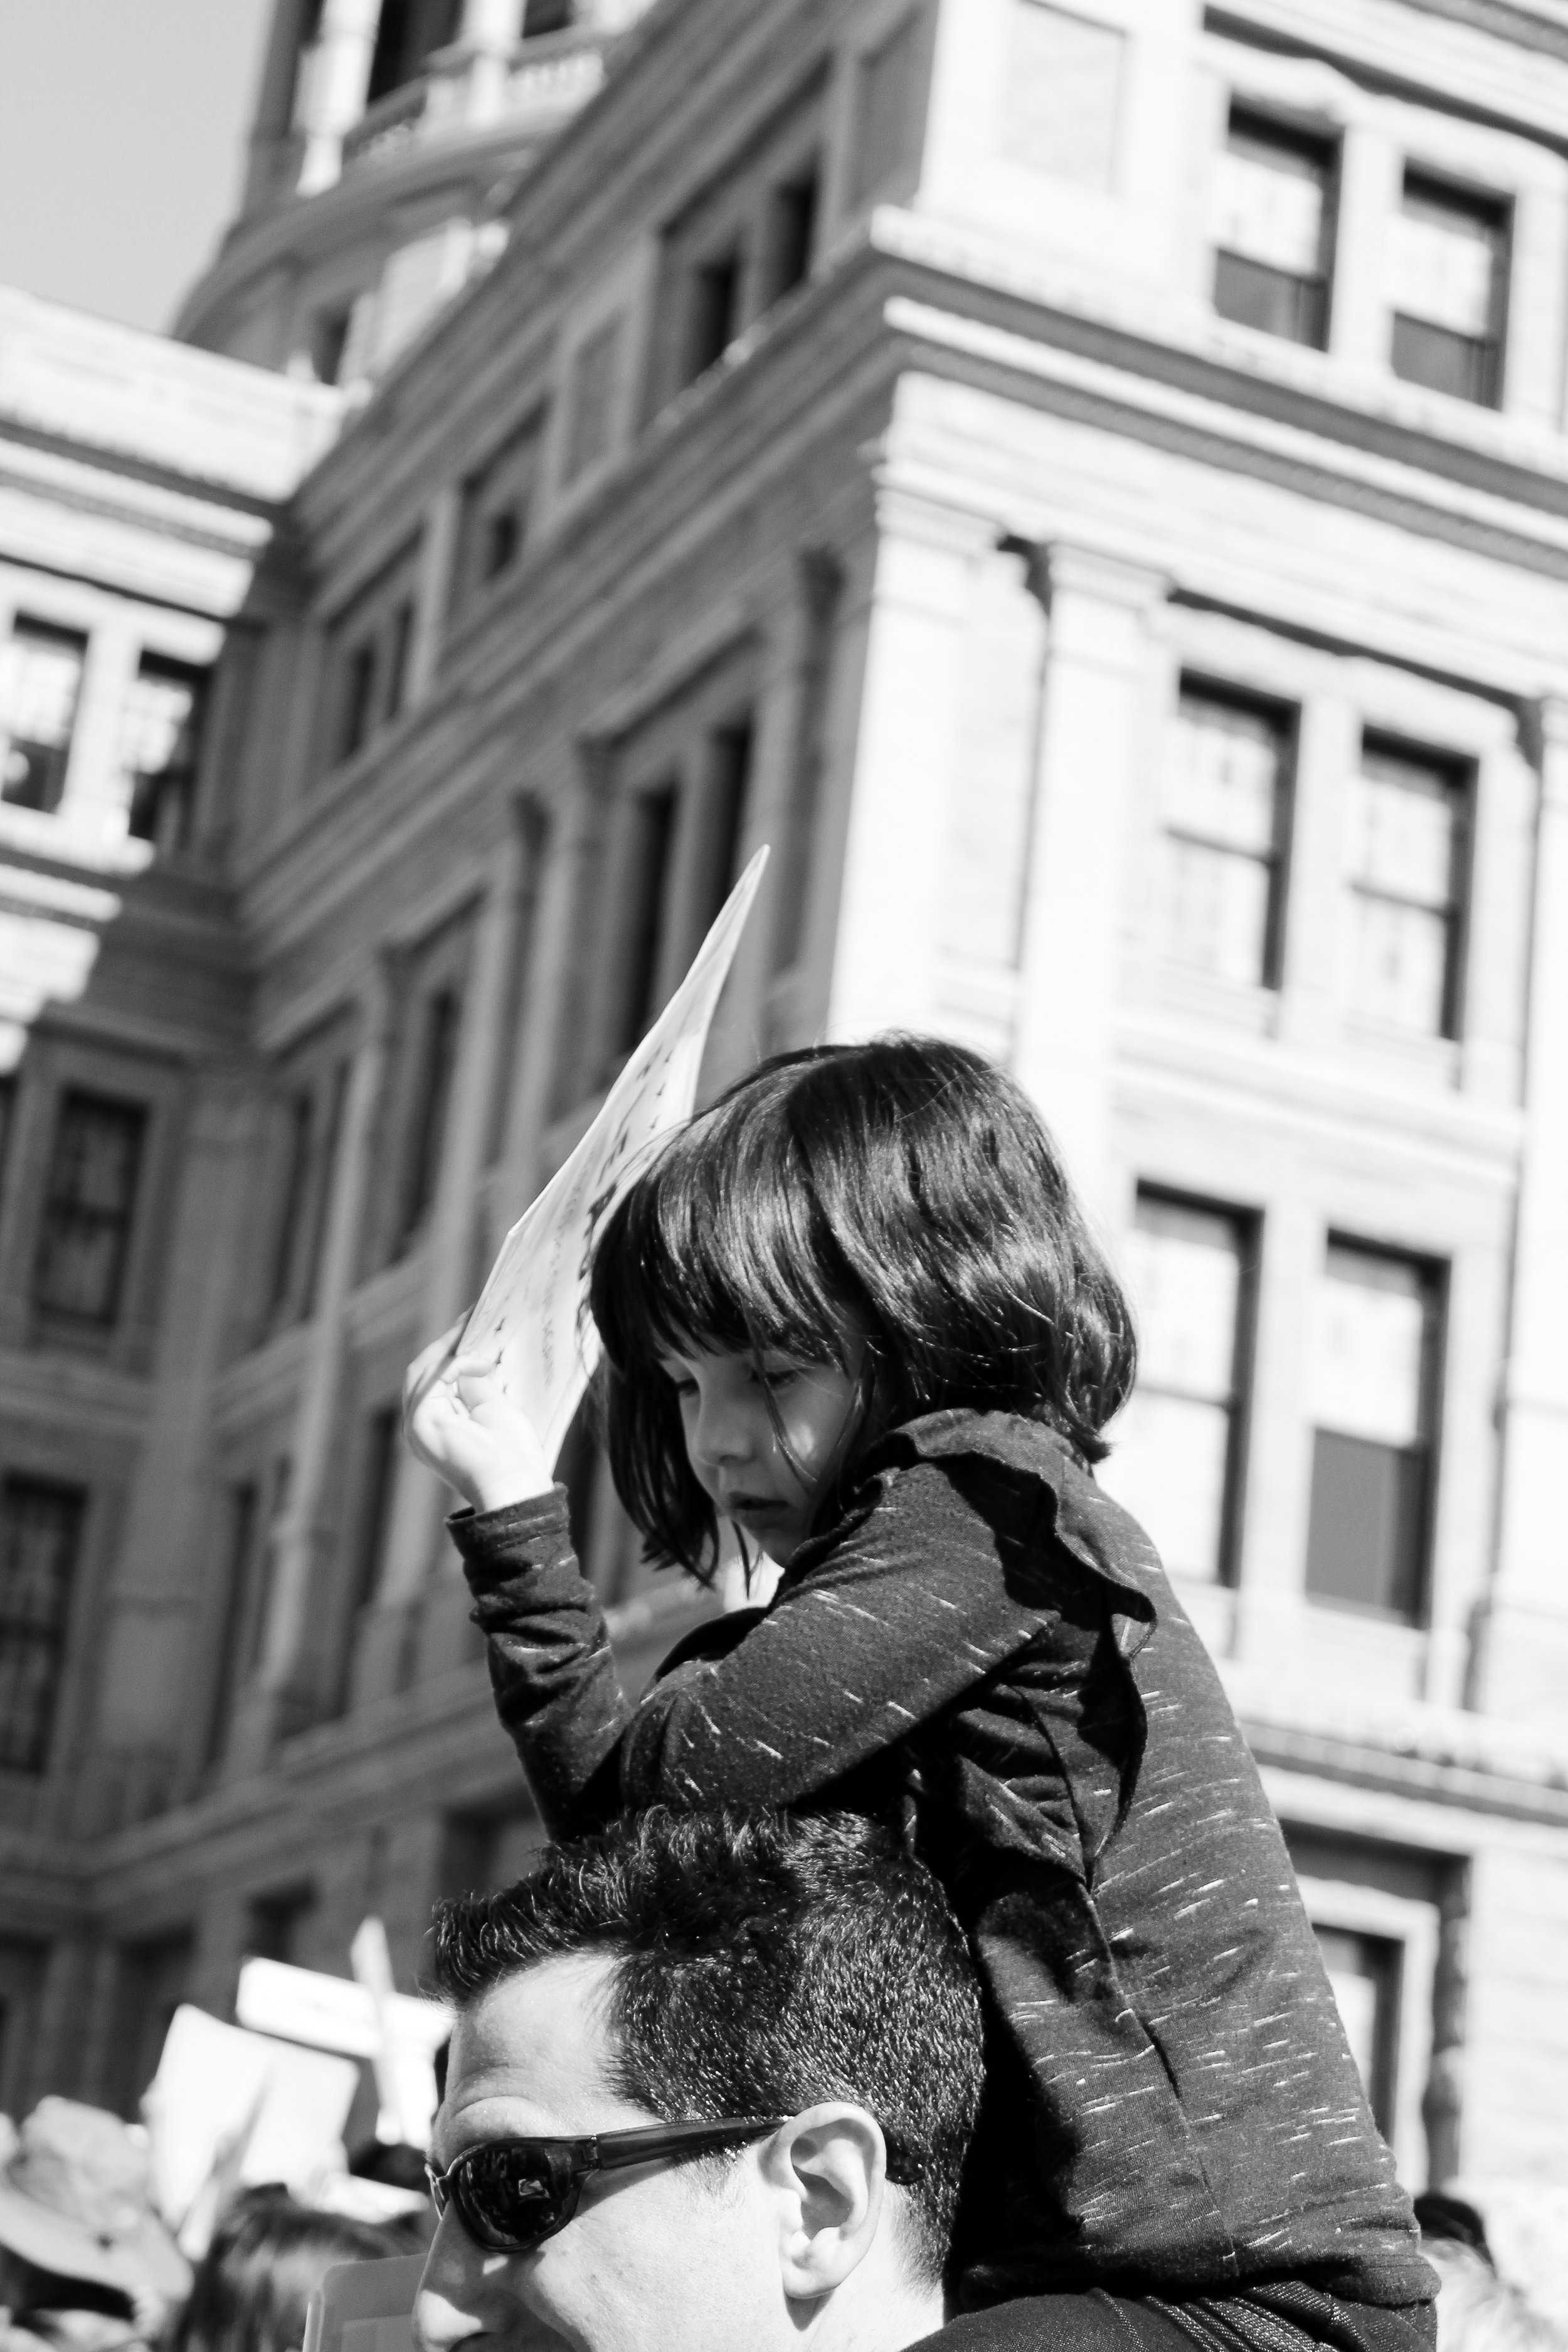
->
[453,1408,1434,2307]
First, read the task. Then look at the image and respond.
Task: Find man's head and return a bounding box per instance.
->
[415,1807,983,2352]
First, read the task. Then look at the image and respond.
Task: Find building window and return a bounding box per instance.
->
[204,1480,260,1769]
[1103,1192,1253,1584]
[610,786,679,1067]
[1390,170,1508,406]
[121,655,208,856]
[322,539,422,773]
[395,985,463,1251]
[1305,1241,1441,1621]
[1212,106,1336,348]
[454,415,543,613]
[0,1478,86,1774]
[563,317,624,484]
[267,1057,348,1326]
[33,1092,147,1329]
[852,14,919,207]
[522,0,574,30]
[1314,1926,1401,2135]
[684,248,745,385]
[763,169,819,303]
[245,1883,316,1966]
[1346,738,1468,1037]
[1157,682,1292,987]
[0,619,88,815]
[366,0,461,102]
[1000,0,1124,191]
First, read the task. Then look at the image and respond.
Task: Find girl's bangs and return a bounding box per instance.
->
[607,1112,850,1370]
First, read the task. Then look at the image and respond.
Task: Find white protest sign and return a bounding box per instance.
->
[144,2005,359,2236]
[464,844,769,1463]
[236,1949,452,2153]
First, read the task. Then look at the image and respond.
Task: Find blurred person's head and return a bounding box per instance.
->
[415,1806,985,2352]
[1425,2239,1567,2352]
[168,2193,406,2352]
[0,2100,187,2349]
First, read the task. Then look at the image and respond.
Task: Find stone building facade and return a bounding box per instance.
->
[3,0,1568,2299]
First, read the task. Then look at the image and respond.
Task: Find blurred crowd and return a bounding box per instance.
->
[0,2098,426,2352]
[0,2092,1561,2352]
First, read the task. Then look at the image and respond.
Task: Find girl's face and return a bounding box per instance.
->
[656,1338,864,1565]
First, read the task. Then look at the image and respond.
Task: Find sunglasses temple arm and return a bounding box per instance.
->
[590,2117,790,2174]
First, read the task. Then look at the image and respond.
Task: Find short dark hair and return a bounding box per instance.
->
[589,1036,1136,1575]
[430,1808,984,2283]
[170,2193,411,2352]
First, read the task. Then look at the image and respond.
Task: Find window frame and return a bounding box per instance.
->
[31,1089,150,1336]
[1155,674,1297,993]
[1346,730,1473,1044]
[0,1475,88,1777]
[1303,1235,1446,1625]
[0,615,90,819]
[1211,101,1340,352]
[1110,1185,1260,1590]
[1389,163,1512,410]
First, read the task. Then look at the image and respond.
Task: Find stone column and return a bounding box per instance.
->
[241,0,316,211]
[58,612,140,849]
[1325,118,1398,378]
[1010,543,1167,1222]
[230,963,396,1764]
[1473,697,1568,1720]
[350,818,537,1702]
[405,486,461,710]
[297,0,384,195]
[825,489,991,1041]
[459,0,525,123]
[70,1076,266,1826]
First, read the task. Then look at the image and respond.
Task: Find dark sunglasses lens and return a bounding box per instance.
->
[453,2144,568,2251]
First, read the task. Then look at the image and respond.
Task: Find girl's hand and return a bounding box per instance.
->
[403,1318,554,1514]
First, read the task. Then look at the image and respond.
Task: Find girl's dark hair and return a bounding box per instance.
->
[167,2193,410,2352]
[588,1036,1136,1577]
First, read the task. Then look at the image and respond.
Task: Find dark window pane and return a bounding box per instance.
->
[685,250,744,383]
[398,987,463,1247]
[1390,314,1496,405]
[1315,1926,1401,2136]
[245,1882,315,1965]
[1214,250,1327,346]
[122,656,208,856]
[268,1093,314,1313]
[301,1060,349,1315]
[340,643,378,761]
[484,509,521,580]
[1,620,87,815]
[707,717,753,913]
[766,171,818,302]
[0,1479,85,1772]
[384,599,415,723]
[33,1093,147,1327]
[613,788,678,1060]
[522,0,574,29]
[205,1481,259,1768]
[1305,1429,1429,1618]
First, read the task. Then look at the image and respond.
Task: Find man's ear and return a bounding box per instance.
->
[761,2103,887,2302]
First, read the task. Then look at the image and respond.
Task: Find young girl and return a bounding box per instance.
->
[405,1037,1435,2350]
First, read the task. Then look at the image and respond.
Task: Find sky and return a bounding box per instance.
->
[0,0,274,337]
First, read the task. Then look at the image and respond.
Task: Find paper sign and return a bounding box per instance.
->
[144,2005,359,2235]
[464,844,769,1464]
[236,1951,452,2152]
[302,2255,426,2352]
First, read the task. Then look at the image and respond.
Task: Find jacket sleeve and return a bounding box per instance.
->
[452,1489,635,1840]
[612,1458,1062,1809]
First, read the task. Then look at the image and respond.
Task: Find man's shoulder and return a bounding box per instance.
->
[909,2295,1194,2352]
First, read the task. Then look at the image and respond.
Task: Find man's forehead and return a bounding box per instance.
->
[438,1951,622,2144]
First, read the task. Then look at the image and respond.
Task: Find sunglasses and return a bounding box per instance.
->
[426,2116,790,2254]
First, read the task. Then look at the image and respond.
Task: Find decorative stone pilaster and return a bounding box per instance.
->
[825,488,993,1041]
[350,817,537,1703]
[230,963,396,1763]
[1471,697,1568,1720]
[1010,542,1168,1221]
[295,0,384,196]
